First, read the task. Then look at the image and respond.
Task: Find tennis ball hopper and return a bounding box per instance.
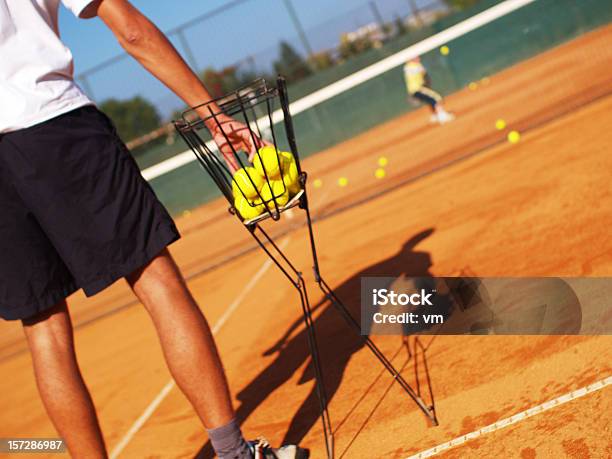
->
[174,77,437,458]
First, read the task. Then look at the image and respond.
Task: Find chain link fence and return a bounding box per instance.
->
[74,0,612,215]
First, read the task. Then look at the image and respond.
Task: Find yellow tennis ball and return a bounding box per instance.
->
[280,150,295,164]
[281,151,298,178]
[375,168,386,179]
[261,179,289,209]
[378,156,388,167]
[279,151,301,197]
[508,130,521,144]
[288,182,300,196]
[440,45,450,56]
[253,145,282,178]
[232,167,264,199]
[338,177,348,187]
[313,179,323,188]
[468,82,478,91]
[284,170,300,197]
[280,153,299,194]
[234,195,264,220]
[495,119,507,130]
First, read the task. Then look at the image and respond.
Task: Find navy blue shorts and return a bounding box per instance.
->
[0,106,180,320]
[412,87,442,108]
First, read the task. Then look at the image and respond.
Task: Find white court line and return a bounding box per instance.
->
[313,189,332,211]
[406,375,612,459]
[108,381,175,459]
[109,237,291,459]
[142,0,536,182]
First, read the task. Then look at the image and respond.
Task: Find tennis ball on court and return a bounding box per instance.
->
[495,119,507,130]
[378,156,388,167]
[508,130,521,144]
[468,82,478,91]
[232,167,264,199]
[253,145,282,178]
[440,45,450,56]
[313,179,323,188]
[375,168,386,179]
[338,177,348,187]
[261,179,289,209]
[234,195,265,220]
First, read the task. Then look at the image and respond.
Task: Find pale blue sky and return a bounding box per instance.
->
[58,0,436,116]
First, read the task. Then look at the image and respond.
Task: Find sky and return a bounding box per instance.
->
[58,0,434,117]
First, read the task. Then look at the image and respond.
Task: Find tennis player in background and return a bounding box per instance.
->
[404,57,455,124]
[0,0,306,458]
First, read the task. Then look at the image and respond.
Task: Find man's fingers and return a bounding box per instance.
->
[220,145,239,172]
[242,131,259,157]
[212,119,270,167]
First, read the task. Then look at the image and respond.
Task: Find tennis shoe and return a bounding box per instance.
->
[437,111,455,124]
[249,437,309,459]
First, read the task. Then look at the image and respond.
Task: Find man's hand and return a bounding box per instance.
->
[205,115,267,173]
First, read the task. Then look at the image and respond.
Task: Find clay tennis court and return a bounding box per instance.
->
[1,24,611,459]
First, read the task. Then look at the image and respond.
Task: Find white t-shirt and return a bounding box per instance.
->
[0,0,95,133]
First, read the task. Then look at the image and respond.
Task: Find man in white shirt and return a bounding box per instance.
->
[0,1,306,458]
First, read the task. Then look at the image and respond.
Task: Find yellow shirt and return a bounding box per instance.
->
[403,61,426,94]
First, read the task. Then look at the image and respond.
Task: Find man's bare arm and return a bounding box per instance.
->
[90,0,264,170]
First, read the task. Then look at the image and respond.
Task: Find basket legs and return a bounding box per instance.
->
[302,198,439,426]
[279,74,438,426]
[317,276,438,426]
[296,275,335,459]
[249,226,335,458]
[246,192,437,459]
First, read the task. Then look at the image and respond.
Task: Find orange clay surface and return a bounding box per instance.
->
[1,25,611,459]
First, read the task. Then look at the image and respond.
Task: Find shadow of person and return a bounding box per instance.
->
[194,228,436,458]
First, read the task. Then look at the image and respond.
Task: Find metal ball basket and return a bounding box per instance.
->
[174,77,437,458]
[174,78,305,225]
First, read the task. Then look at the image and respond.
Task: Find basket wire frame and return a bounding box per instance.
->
[176,79,300,222]
[174,76,438,458]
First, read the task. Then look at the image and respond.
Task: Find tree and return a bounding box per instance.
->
[201,67,230,98]
[442,0,480,10]
[394,15,408,35]
[381,22,394,39]
[234,70,276,88]
[308,51,335,71]
[338,34,355,60]
[338,33,374,60]
[99,96,161,142]
[273,41,312,83]
[201,65,275,100]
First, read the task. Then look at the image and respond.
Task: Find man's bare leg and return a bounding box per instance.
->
[126,249,235,429]
[22,301,107,458]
